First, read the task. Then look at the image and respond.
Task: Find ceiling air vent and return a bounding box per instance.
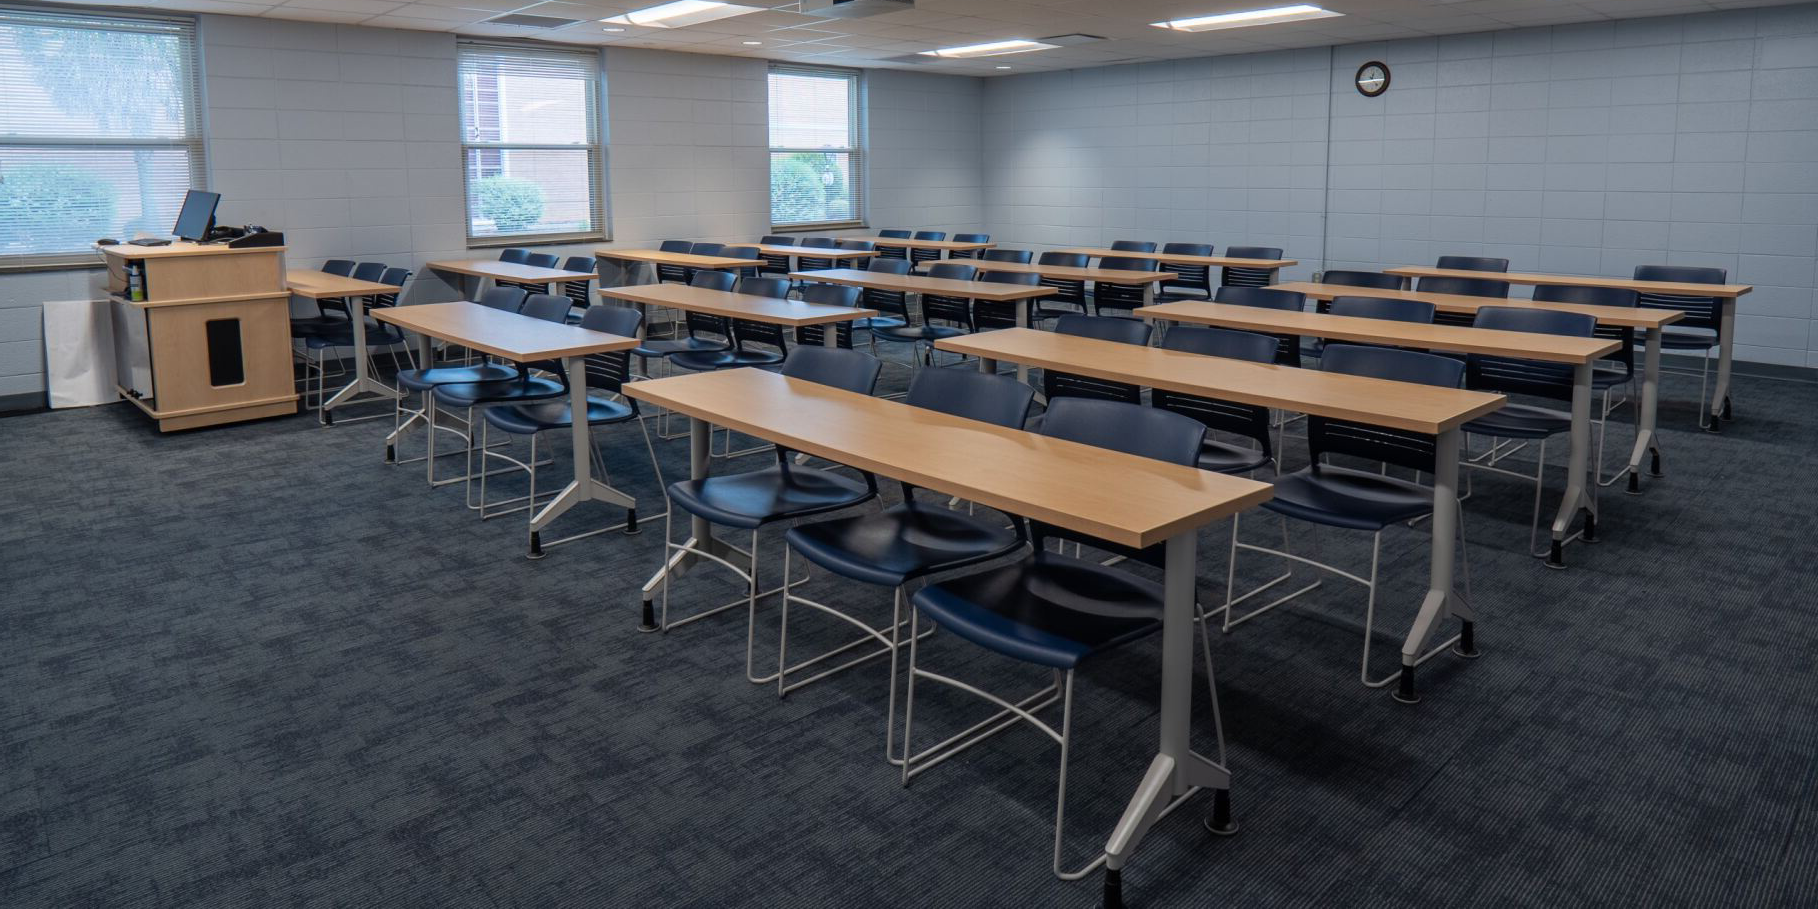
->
[486,13,582,28]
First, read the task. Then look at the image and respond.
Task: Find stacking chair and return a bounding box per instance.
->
[304,266,413,420]
[1034,315,1152,423]
[499,252,559,294]
[737,275,790,300]
[794,237,841,273]
[855,258,912,339]
[1321,270,1404,291]
[1091,255,1157,317]
[833,239,876,269]
[1533,284,1640,484]
[1221,246,1283,288]
[1419,275,1509,327]
[291,259,358,339]
[723,245,763,279]
[757,235,795,276]
[778,369,1034,750]
[794,283,862,350]
[981,248,1033,264]
[323,259,355,276]
[1224,345,1473,700]
[974,270,1043,332]
[901,397,1232,879]
[655,347,883,685]
[1155,242,1214,301]
[1456,306,1597,564]
[1216,285,1306,366]
[477,304,661,552]
[668,299,788,373]
[632,271,734,383]
[876,229,911,260]
[874,261,975,364]
[908,230,947,270]
[350,261,386,283]
[1110,239,1157,253]
[1153,326,1278,474]
[392,286,526,470]
[655,240,694,284]
[1033,252,1090,322]
[499,248,531,265]
[947,233,990,259]
[560,256,595,317]
[1437,255,1509,272]
[1632,265,1729,428]
[431,294,573,504]
[1329,295,1435,323]
[684,242,726,285]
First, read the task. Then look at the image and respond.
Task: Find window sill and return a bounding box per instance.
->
[468,233,609,250]
[770,222,868,234]
[0,256,107,275]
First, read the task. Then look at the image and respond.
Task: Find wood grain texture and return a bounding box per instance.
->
[1271,282,1686,329]
[599,283,878,326]
[789,268,1055,301]
[591,248,755,269]
[375,301,637,362]
[144,296,298,420]
[285,270,397,299]
[1053,247,1297,269]
[97,241,286,260]
[1383,266,1753,297]
[623,368,1272,549]
[936,328,1504,433]
[1138,301,1619,363]
[426,260,595,283]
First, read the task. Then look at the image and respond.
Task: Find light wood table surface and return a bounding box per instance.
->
[749,243,877,261]
[1139,300,1616,568]
[286,269,403,417]
[956,258,1173,286]
[624,365,1270,888]
[1055,247,1298,270]
[1386,265,1753,432]
[1274,280,1686,492]
[599,283,879,347]
[376,301,641,556]
[869,237,995,253]
[426,259,594,300]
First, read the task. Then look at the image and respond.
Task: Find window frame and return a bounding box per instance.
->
[767,64,866,233]
[456,40,608,248]
[0,7,206,271]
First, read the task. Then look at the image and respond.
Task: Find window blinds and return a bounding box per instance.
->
[457,41,604,243]
[0,8,204,266]
[768,65,863,230]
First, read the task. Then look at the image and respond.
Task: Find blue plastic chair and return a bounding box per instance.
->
[1038,315,1152,414]
[947,233,990,259]
[873,261,976,358]
[1033,251,1090,322]
[793,283,862,350]
[1091,256,1157,316]
[908,230,947,270]
[1321,270,1403,291]
[1221,245,1282,288]
[1110,239,1157,253]
[1532,284,1640,486]
[981,248,1032,264]
[1154,326,1278,473]
[1633,264,1729,427]
[655,240,694,284]
[757,234,795,276]
[1216,285,1306,366]
[973,269,1042,331]
[1437,255,1509,272]
[1155,242,1214,302]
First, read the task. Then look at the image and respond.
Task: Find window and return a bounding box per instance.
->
[0,9,204,268]
[457,42,604,245]
[768,65,863,230]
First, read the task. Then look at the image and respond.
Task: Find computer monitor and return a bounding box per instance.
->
[172,190,220,241]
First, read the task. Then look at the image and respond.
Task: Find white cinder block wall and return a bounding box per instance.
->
[982,4,1818,368]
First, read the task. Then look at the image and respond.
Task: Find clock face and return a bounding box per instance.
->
[1356,62,1390,97]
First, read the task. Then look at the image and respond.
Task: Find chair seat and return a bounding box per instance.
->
[784,501,1023,588]
[1591,366,1631,391]
[483,396,635,434]
[669,464,872,530]
[398,363,518,391]
[306,323,406,349]
[1656,328,1718,350]
[432,375,565,408]
[872,324,969,344]
[1462,402,1571,440]
[1154,290,1211,303]
[1264,465,1435,532]
[911,550,1164,670]
[852,316,906,331]
[635,336,729,358]
[668,348,786,371]
[1198,438,1271,475]
[290,315,347,338]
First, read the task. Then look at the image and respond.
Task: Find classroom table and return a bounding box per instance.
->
[593,248,757,286]
[1385,266,1754,432]
[623,366,1272,903]
[285,269,402,423]
[948,259,1174,306]
[1054,247,1299,271]
[869,237,995,255]
[935,327,1504,702]
[1137,301,1617,568]
[789,267,1055,381]
[747,243,878,264]
[425,260,595,301]
[374,301,640,558]
[599,282,879,363]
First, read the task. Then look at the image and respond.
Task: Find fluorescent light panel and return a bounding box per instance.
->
[1151,4,1341,32]
[919,39,1059,58]
[600,0,764,28]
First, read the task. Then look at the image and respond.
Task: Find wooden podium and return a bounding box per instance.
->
[102,242,298,431]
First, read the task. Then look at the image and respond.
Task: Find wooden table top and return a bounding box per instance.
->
[426,260,595,283]
[937,329,1504,434]
[97,240,286,259]
[374,301,637,362]
[1054,247,1298,269]
[285,269,396,299]
[1270,282,1686,330]
[869,238,995,252]
[749,243,877,259]
[593,248,756,269]
[600,283,879,326]
[790,268,1055,301]
[1384,266,1753,298]
[951,259,1173,284]
[1137,301,1619,364]
[624,368,1272,549]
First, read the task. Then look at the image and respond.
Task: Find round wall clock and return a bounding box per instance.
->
[1355,61,1390,97]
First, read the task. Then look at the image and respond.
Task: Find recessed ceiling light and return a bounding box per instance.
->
[601,0,764,29]
[919,39,1059,59]
[995,65,1011,70]
[1151,4,1342,32]
[602,26,624,31]
[743,40,762,45]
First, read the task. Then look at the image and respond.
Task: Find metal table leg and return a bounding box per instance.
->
[1708,299,1735,432]
[319,295,401,424]
[1547,363,1595,567]
[1395,426,1472,703]
[1625,326,1664,493]
[384,330,436,463]
[525,355,638,560]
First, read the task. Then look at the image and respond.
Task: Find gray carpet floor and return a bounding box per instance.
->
[2,354,1815,908]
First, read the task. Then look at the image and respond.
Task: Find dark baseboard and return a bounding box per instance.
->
[0,391,48,416]
[1660,354,1817,383]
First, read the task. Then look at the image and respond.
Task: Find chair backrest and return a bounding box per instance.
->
[981,270,1041,286]
[867,257,912,275]
[780,346,881,395]
[906,368,1034,429]
[723,245,760,261]
[520,293,571,323]
[1100,256,1153,273]
[1322,269,1404,291]
[1533,284,1639,368]
[760,235,795,246]
[1163,242,1212,256]
[1436,255,1509,272]
[1329,295,1435,323]
[927,262,976,281]
[560,257,595,308]
[953,233,990,244]
[801,236,840,248]
[793,283,863,349]
[1315,345,1465,472]
[837,239,875,251]
[476,286,526,311]
[523,252,558,269]
[323,259,355,276]
[575,305,643,398]
[1632,264,1726,331]
[691,242,725,257]
[878,229,912,238]
[1094,257,1157,311]
[1216,285,1305,364]
[1154,326,1275,462]
[1046,315,1151,404]
[982,248,1033,264]
[1111,240,1157,253]
[1158,242,1213,293]
[912,230,946,241]
[1038,251,1089,268]
[378,266,410,287]
[1221,246,1283,288]
[1418,275,1509,298]
[690,270,736,292]
[1466,306,1596,402]
[738,275,790,299]
[659,240,693,253]
[1161,325,1276,362]
[1053,314,1152,345]
[499,248,531,264]
[561,256,592,273]
[351,262,386,282]
[1036,398,1205,564]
